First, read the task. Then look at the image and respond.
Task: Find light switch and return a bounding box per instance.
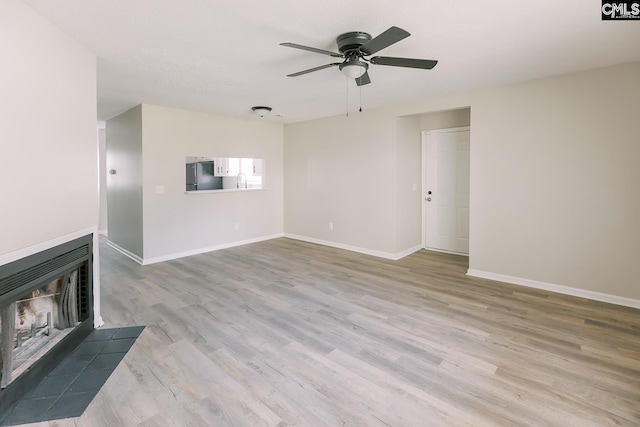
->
[155,185,165,194]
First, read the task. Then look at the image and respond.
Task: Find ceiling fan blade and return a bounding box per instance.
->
[370,56,438,69]
[287,62,341,77]
[356,71,371,86]
[360,26,410,55]
[280,42,343,57]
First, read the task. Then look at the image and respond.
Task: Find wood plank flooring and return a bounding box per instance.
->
[26,238,640,426]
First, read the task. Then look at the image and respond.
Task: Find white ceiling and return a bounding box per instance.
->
[24,0,640,123]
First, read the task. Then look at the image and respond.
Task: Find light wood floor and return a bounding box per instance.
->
[29,238,640,426]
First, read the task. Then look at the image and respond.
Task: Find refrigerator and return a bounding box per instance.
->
[186,161,222,191]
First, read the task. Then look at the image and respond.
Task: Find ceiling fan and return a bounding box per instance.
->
[280,26,437,86]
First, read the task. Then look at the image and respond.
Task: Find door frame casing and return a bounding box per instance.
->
[421,126,470,255]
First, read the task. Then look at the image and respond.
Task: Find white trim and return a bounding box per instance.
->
[424,247,469,257]
[110,233,285,266]
[106,240,144,264]
[94,316,105,328]
[395,245,424,260]
[109,233,419,265]
[285,234,421,261]
[467,269,640,309]
[421,133,426,248]
[91,231,104,328]
[0,226,98,266]
[142,233,284,265]
[98,229,108,237]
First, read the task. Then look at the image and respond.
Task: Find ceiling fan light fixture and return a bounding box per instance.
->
[281,26,437,88]
[251,106,272,117]
[339,60,368,79]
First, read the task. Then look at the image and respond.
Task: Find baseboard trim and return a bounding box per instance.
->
[423,247,469,257]
[467,269,640,309]
[395,245,424,260]
[284,234,421,261]
[140,233,285,265]
[94,316,105,329]
[106,240,144,265]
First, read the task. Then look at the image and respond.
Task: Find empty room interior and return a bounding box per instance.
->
[1,0,639,425]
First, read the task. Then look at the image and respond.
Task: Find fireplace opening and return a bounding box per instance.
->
[0,235,93,417]
[2,266,90,389]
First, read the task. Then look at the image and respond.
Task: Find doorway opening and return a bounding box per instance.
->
[420,108,470,256]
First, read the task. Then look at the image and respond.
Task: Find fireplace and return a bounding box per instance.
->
[0,234,94,417]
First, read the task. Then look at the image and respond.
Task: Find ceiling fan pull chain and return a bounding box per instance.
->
[359,82,362,112]
[346,75,349,117]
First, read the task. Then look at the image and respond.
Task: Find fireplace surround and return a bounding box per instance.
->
[0,234,94,417]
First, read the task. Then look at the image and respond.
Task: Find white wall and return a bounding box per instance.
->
[420,108,470,131]
[98,127,108,234]
[106,106,144,258]
[284,61,640,303]
[468,62,640,301]
[0,0,97,256]
[284,110,399,256]
[139,104,284,262]
[395,116,422,253]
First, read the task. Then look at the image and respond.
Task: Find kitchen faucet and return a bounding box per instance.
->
[237,172,247,188]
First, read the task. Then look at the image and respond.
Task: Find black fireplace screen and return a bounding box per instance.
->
[2,268,88,388]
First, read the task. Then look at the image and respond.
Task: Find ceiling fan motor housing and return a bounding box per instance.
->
[336,31,372,56]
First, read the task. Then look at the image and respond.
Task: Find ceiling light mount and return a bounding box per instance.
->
[251,106,272,117]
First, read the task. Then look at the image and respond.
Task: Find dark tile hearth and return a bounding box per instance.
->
[0,326,144,426]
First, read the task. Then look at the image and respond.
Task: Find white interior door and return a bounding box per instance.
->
[423,128,470,255]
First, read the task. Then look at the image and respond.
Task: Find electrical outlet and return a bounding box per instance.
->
[234,223,240,231]
[329,222,334,231]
